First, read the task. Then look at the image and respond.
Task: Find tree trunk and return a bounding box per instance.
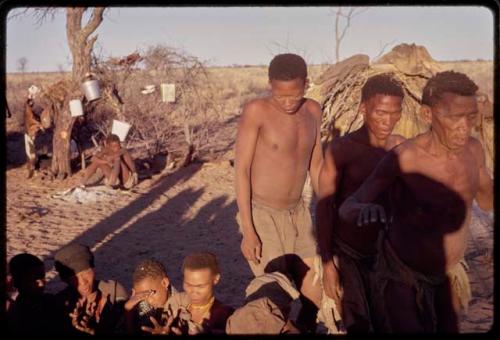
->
[50,7,104,179]
[51,98,76,179]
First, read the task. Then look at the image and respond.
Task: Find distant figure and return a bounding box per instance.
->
[339,71,493,332]
[23,98,43,178]
[316,73,405,332]
[234,53,323,332]
[53,243,128,335]
[124,259,178,335]
[78,134,138,189]
[7,253,57,335]
[6,101,11,118]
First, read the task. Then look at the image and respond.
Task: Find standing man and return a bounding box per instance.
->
[235,53,323,332]
[316,74,405,332]
[339,71,493,332]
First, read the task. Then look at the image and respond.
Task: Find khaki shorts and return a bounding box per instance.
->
[237,198,318,276]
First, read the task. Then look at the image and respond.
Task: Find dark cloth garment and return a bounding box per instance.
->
[7,293,59,335]
[331,234,377,332]
[54,279,128,335]
[371,235,471,332]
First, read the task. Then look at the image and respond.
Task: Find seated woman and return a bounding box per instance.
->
[79,134,138,190]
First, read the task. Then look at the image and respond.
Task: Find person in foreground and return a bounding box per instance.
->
[316,73,405,332]
[235,53,323,332]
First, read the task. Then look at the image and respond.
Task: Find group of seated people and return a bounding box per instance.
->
[6,244,303,335]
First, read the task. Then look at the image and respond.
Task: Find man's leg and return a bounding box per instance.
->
[292,256,321,332]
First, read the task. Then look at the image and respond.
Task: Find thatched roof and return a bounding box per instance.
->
[307,43,494,174]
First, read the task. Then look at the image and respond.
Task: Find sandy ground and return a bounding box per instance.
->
[6,153,494,333]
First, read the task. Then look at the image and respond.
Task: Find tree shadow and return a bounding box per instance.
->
[43,163,203,286]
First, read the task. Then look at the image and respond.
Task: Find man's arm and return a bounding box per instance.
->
[315,141,342,301]
[235,101,262,264]
[308,100,324,195]
[473,140,493,211]
[121,148,137,174]
[339,149,400,226]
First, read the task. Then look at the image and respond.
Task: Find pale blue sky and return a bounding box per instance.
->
[6,6,495,73]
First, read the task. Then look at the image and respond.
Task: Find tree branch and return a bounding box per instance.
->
[80,7,105,40]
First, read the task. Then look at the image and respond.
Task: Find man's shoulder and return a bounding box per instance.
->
[98,279,129,302]
[386,134,406,150]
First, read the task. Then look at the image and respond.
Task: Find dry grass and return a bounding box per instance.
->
[6,60,492,162]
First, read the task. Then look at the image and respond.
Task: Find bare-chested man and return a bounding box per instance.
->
[235,53,323,332]
[78,134,138,190]
[316,74,405,332]
[339,71,493,332]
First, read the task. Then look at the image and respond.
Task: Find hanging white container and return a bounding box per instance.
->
[81,79,101,101]
[111,119,131,142]
[160,83,176,103]
[69,99,84,117]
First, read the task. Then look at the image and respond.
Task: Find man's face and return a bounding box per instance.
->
[183,268,219,306]
[431,92,478,150]
[108,141,121,154]
[270,78,306,114]
[69,267,96,298]
[18,265,46,297]
[133,276,170,308]
[362,94,403,141]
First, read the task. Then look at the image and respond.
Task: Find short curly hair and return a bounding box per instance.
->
[182,252,220,275]
[361,73,404,102]
[133,259,168,284]
[268,53,308,81]
[106,133,121,145]
[9,253,44,288]
[422,71,478,107]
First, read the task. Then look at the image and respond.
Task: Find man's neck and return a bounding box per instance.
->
[426,129,464,159]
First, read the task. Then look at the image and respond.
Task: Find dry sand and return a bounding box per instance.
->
[6,155,493,333]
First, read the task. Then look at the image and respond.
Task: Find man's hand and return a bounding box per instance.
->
[124,288,155,312]
[69,298,97,335]
[141,312,182,335]
[357,203,386,227]
[241,229,262,264]
[322,261,342,305]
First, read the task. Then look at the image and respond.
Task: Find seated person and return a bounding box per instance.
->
[143,252,234,334]
[53,243,128,335]
[79,134,138,189]
[226,272,301,334]
[124,259,177,334]
[7,253,57,335]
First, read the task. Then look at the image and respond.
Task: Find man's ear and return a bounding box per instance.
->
[213,274,220,286]
[304,78,310,91]
[161,277,170,289]
[419,104,432,124]
[359,102,367,119]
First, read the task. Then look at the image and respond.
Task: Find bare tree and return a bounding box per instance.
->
[17,56,28,73]
[332,7,368,64]
[10,7,107,179]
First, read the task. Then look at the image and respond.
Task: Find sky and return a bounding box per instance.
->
[5,6,495,73]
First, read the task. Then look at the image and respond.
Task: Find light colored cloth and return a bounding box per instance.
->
[314,256,347,334]
[245,272,300,301]
[371,235,471,332]
[24,133,36,161]
[227,272,299,334]
[226,297,287,334]
[123,172,138,189]
[236,198,318,276]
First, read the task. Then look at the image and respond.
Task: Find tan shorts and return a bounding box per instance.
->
[237,198,318,276]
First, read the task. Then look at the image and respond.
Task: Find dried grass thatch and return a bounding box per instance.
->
[307,43,494,174]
